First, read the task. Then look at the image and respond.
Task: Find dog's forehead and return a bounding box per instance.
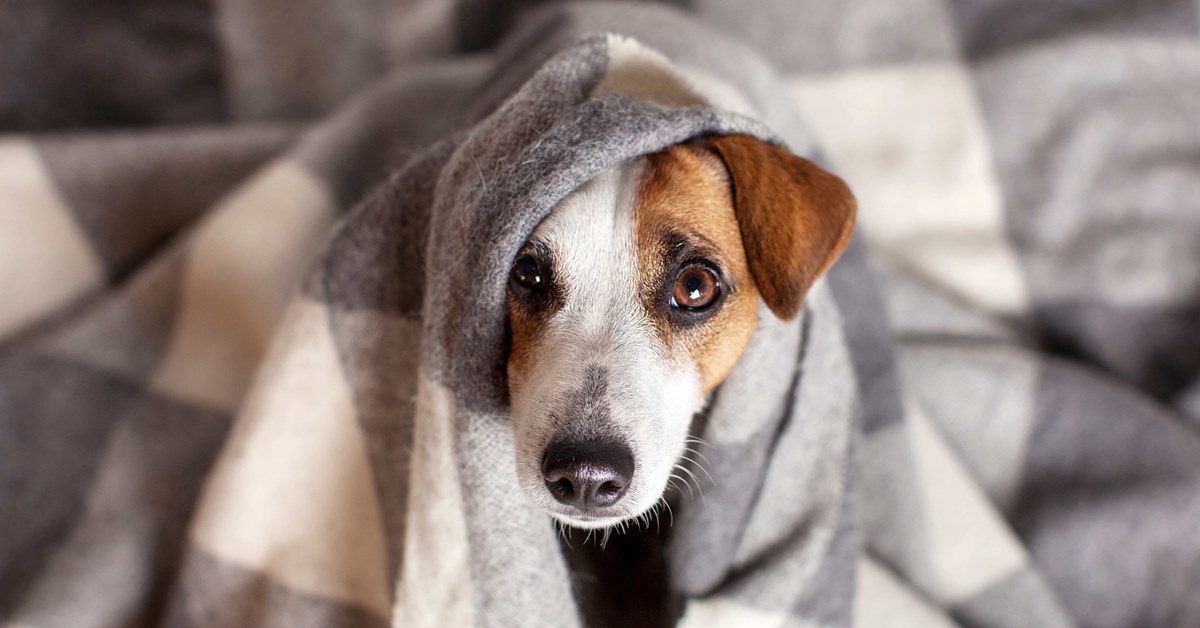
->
[532,159,646,300]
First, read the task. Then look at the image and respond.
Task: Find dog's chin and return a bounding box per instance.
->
[521,473,671,531]
[541,494,664,530]
[546,511,633,530]
[523,489,657,531]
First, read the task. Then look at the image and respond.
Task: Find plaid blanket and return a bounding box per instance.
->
[3,2,1199,627]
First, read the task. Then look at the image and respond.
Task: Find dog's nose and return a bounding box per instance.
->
[541,441,633,510]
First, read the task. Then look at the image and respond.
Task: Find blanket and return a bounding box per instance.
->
[3,2,1199,627]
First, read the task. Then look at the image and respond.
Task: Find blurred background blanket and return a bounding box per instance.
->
[2,1,1200,627]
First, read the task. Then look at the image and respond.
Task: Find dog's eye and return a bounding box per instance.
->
[511,255,544,290]
[671,266,720,310]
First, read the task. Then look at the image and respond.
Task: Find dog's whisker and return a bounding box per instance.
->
[555,520,571,548]
[669,471,695,500]
[675,464,700,492]
[681,446,713,468]
[646,498,663,533]
[677,453,716,488]
[675,463,706,503]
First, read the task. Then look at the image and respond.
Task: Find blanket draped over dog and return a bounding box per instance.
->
[3,2,1200,627]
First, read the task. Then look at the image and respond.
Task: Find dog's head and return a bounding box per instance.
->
[506,135,855,528]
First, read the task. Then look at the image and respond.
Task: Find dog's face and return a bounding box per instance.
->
[506,135,855,529]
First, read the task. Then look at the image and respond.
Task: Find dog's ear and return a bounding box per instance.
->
[704,134,856,320]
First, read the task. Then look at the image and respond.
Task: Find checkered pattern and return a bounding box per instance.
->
[2,2,1199,628]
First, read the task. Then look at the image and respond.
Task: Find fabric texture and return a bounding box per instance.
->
[2,2,1199,627]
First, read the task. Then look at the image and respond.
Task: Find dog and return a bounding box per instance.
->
[506,134,856,531]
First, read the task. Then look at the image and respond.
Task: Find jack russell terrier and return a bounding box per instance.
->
[506,134,856,530]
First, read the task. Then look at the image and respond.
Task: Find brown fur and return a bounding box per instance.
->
[506,244,563,392]
[634,146,760,393]
[704,134,857,320]
[506,294,538,391]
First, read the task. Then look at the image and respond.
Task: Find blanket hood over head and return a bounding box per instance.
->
[289,25,862,627]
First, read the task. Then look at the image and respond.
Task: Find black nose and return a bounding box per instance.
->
[541,441,634,510]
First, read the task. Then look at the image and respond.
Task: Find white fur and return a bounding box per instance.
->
[511,160,703,529]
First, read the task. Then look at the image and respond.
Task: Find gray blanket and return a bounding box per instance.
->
[2,2,1199,628]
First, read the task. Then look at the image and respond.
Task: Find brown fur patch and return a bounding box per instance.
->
[506,291,538,392]
[506,243,563,393]
[704,135,857,320]
[633,145,761,393]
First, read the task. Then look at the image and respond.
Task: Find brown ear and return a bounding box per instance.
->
[705,134,856,320]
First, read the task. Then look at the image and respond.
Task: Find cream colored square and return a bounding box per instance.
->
[903,400,1027,605]
[677,598,788,628]
[788,63,1028,316]
[854,557,961,628]
[392,371,475,628]
[0,140,105,339]
[592,35,708,108]
[151,160,336,410]
[189,299,389,617]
